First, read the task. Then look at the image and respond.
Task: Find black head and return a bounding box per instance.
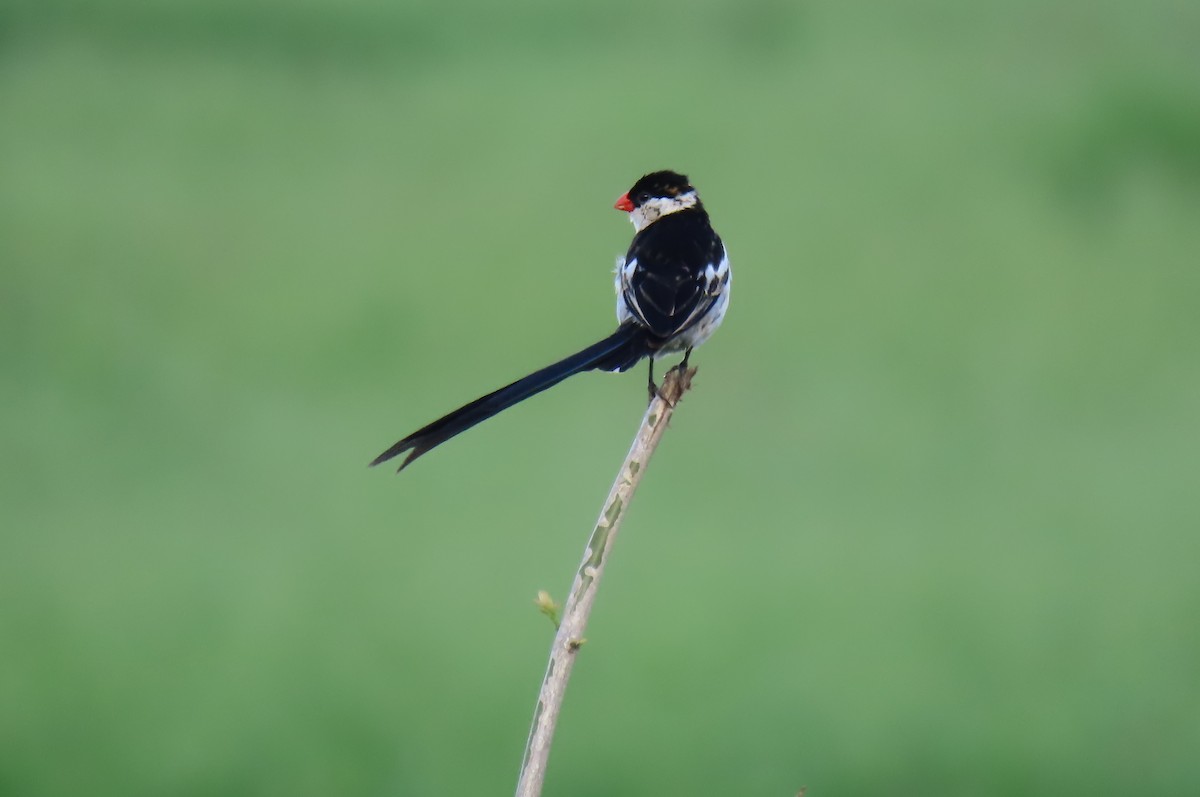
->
[624,170,694,207]
[613,170,702,220]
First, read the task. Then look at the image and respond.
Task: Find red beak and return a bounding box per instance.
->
[614,193,634,212]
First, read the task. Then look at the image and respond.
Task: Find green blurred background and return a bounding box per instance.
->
[2,0,1198,794]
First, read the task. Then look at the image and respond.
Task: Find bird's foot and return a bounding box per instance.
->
[647,380,660,406]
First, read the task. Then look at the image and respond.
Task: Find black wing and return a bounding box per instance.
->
[620,210,726,341]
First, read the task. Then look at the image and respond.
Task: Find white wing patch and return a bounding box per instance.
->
[703,253,730,296]
[614,256,638,325]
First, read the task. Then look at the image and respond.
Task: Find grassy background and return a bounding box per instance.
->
[2,1,1199,794]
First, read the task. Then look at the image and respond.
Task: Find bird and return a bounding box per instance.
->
[371,169,730,472]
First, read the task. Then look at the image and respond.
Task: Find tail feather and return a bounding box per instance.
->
[371,325,649,471]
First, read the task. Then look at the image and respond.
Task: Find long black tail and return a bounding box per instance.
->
[371,324,650,471]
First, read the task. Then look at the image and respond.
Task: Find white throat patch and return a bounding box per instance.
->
[628,190,699,232]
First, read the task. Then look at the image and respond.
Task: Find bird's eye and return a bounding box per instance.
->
[636,192,651,203]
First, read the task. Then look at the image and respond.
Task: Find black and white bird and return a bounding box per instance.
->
[372,170,730,471]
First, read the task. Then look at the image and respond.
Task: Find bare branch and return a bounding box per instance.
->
[515,366,696,797]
